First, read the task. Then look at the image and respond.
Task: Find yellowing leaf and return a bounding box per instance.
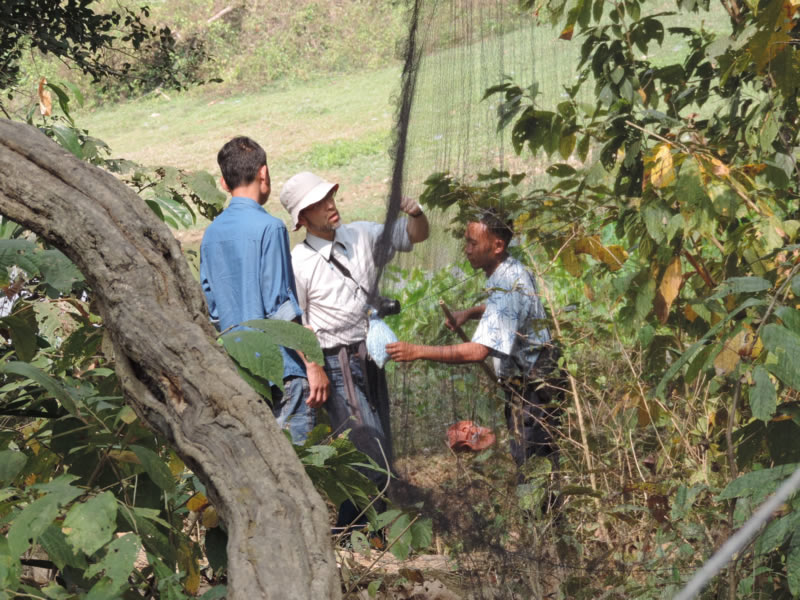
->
[168,452,185,477]
[713,327,760,375]
[24,473,37,487]
[561,244,583,277]
[559,25,574,40]
[108,450,140,464]
[583,282,595,301]
[187,492,209,513]
[201,506,219,528]
[38,77,52,117]
[573,236,628,271]
[178,542,201,595]
[649,144,675,188]
[684,304,699,322]
[654,257,682,324]
[638,88,647,103]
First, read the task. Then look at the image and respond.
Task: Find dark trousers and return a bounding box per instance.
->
[323,341,392,529]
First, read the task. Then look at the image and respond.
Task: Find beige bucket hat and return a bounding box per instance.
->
[279,171,339,230]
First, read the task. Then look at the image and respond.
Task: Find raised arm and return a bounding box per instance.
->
[400,196,429,243]
[386,341,489,364]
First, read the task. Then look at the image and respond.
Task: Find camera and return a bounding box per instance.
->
[375,296,401,318]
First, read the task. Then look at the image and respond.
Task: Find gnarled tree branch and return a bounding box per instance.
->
[0,120,340,600]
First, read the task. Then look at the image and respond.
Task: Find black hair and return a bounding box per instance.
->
[217,136,267,190]
[478,207,513,248]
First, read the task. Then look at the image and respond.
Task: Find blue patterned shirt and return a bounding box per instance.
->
[200,196,305,380]
[471,256,551,378]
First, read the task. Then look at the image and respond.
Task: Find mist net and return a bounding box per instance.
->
[370,0,584,298]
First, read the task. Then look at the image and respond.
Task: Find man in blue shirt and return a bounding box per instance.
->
[387,210,565,470]
[200,136,329,443]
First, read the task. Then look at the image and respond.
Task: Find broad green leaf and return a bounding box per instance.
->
[0,239,39,278]
[388,512,412,560]
[0,450,27,485]
[789,538,800,596]
[792,275,800,297]
[711,277,771,299]
[130,445,175,494]
[205,526,228,573]
[756,510,800,555]
[39,524,87,570]
[410,517,433,550]
[750,366,777,422]
[85,533,140,591]
[40,583,73,599]
[240,319,325,365]
[1,313,39,362]
[0,537,21,589]
[715,463,798,501]
[200,586,228,600]
[51,125,83,158]
[302,444,338,467]
[184,171,225,210]
[83,577,118,600]
[221,330,284,389]
[36,250,84,293]
[63,491,117,556]
[7,478,84,556]
[776,306,800,335]
[761,324,800,390]
[351,530,371,557]
[635,278,656,321]
[0,361,79,416]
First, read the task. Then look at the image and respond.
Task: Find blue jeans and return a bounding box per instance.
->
[271,376,315,444]
[323,353,385,439]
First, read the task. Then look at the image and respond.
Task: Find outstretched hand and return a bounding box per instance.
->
[386,341,419,363]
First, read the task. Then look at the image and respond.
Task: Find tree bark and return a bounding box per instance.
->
[0,120,341,599]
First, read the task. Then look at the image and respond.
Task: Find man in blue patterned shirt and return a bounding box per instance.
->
[387,210,564,469]
[200,137,329,443]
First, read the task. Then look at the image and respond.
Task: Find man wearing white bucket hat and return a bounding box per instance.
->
[280,171,429,471]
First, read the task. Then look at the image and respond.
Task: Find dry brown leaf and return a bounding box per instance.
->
[559,25,574,40]
[684,304,699,322]
[654,257,682,324]
[38,77,52,117]
[573,236,628,271]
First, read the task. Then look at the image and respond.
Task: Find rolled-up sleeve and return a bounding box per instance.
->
[261,225,303,322]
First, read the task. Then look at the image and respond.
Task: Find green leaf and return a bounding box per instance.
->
[36,250,84,293]
[715,463,798,501]
[351,530,371,557]
[756,510,800,555]
[749,366,777,422]
[0,313,39,362]
[302,444,338,467]
[63,491,118,556]
[410,517,433,550]
[0,239,39,277]
[241,319,324,365]
[130,445,175,493]
[367,579,382,597]
[39,524,88,570]
[221,330,285,388]
[0,361,80,416]
[776,306,800,335]
[200,586,228,600]
[789,538,800,596]
[0,450,27,485]
[388,512,412,560]
[7,477,84,556]
[50,125,83,158]
[184,171,225,210]
[546,163,577,177]
[642,203,669,244]
[0,537,21,589]
[83,577,118,600]
[711,277,771,299]
[85,533,140,590]
[205,526,228,573]
[761,324,800,390]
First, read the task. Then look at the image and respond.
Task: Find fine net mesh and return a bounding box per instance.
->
[370,0,586,451]
[373,0,586,288]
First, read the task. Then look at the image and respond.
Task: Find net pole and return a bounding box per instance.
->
[675,465,800,600]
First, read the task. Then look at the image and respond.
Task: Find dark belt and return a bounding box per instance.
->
[322,341,363,357]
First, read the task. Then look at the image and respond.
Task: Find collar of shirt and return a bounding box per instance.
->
[305,231,350,262]
[228,195,267,211]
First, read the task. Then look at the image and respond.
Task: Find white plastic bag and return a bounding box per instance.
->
[366,310,397,368]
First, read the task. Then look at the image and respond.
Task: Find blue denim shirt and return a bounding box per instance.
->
[200,196,305,380]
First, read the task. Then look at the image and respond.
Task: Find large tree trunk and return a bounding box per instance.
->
[0,120,341,599]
